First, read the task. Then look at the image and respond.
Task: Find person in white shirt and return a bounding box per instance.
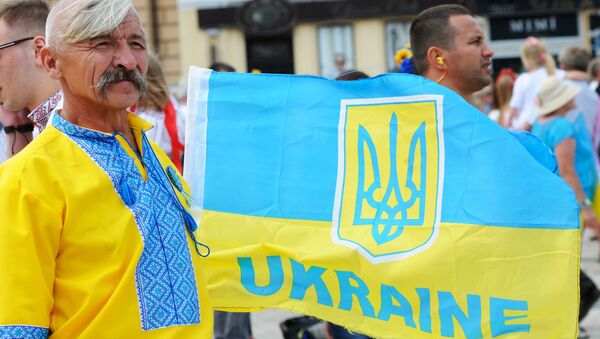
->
[509,36,564,130]
[133,53,186,172]
[0,0,61,159]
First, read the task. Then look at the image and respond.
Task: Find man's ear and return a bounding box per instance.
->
[40,46,61,80]
[426,47,447,72]
[32,36,46,66]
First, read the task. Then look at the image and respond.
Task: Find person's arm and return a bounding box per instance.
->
[0,105,33,157]
[555,137,600,231]
[506,107,519,129]
[508,76,525,129]
[563,70,590,82]
[0,178,59,337]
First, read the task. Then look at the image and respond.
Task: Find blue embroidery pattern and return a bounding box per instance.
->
[0,325,49,339]
[53,114,200,330]
[354,113,427,245]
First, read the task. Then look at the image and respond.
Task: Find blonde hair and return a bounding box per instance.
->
[520,36,555,75]
[138,53,170,111]
[47,0,135,49]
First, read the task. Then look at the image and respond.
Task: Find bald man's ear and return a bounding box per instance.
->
[40,46,61,80]
[426,47,447,73]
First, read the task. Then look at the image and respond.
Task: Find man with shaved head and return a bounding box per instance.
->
[0,0,213,337]
[0,0,61,160]
[410,4,494,100]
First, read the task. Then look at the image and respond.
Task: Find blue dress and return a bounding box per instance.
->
[532,114,598,199]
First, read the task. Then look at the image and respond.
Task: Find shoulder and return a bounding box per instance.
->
[0,127,62,177]
[550,116,575,130]
[541,117,575,146]
[514,72,532,85]
[0,126,76,201]
[535,117,574,133]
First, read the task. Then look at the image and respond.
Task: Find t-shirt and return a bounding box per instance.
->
[0,113,213,338]
[531,115,597,199]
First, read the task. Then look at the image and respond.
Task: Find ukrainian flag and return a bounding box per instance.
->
[184,67,580,339]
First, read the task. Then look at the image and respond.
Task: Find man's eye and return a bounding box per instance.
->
[131,42,145,49]
[95,41,113,48]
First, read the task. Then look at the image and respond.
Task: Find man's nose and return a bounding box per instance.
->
[113,42,137,70]
[483,42,494,58]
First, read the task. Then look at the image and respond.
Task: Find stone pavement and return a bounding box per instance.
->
[250,228,600,339]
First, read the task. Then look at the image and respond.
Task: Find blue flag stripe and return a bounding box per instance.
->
[186,68,578,230]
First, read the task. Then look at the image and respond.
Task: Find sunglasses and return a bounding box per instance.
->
[0,37,34,51]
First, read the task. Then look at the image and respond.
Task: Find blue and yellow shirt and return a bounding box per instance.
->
[0,113,213,338]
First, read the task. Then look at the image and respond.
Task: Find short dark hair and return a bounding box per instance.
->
[335,70,369,81]
[209,62,236,72]
[410,4,472,75]
[559,46,591,72]
[0,0,49,37]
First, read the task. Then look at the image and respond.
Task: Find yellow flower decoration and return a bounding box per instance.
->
[394,48,413,66]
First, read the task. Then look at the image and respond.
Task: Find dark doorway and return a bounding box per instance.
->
[245,32,294,74]
[492,57,523,77]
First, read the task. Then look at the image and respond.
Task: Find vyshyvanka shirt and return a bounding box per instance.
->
[0,112,213,338]
[28,90,63,131]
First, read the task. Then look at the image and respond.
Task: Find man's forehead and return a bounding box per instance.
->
[108,13,145,39]
[450,15,484,37]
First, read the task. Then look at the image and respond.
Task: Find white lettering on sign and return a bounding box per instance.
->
[509,17,558,34]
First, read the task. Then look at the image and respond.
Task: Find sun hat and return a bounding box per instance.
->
[537,76,581,116]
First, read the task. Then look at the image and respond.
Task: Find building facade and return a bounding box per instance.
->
[44,0,600,87]
[173,0,600,85]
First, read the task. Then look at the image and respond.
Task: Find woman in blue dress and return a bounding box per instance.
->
[532,76,600,339]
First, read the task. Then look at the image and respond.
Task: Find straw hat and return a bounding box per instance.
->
[537,76,581,116]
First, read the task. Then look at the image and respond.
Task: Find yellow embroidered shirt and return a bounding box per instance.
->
[0,113,213,338]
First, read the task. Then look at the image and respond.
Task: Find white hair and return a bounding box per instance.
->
[46,0,135,49]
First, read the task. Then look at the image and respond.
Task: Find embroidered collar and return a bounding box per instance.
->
[52,110,154,139]
[28,90,62,131]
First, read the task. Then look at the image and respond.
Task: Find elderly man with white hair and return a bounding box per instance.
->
[0,0,213,338]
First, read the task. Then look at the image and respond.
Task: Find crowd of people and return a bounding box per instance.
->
[0,0,598,338]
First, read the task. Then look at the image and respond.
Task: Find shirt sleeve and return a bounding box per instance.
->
[0,181,61,338]
[546,118,576,149]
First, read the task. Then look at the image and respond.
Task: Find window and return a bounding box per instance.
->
[317,25,355,79]
[385,21,411,72]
